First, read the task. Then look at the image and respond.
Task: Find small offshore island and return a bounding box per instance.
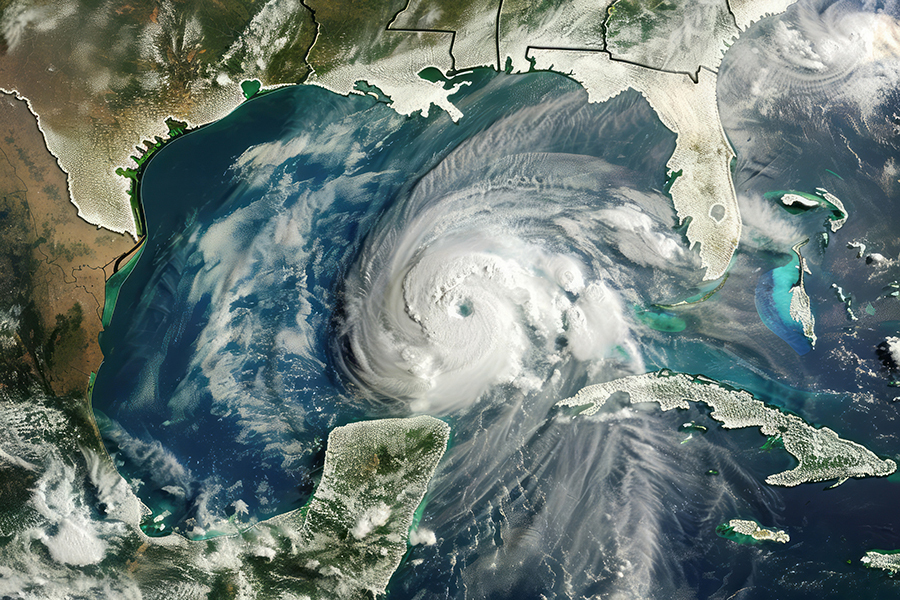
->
[717,519,790,545]
[861,550,900,574]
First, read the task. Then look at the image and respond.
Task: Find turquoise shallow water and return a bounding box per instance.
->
[755,249,813,355]
[92,68,686,533]
[90,60,900,597]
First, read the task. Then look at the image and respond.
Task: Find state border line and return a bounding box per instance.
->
[524,45,703,84]
[386,0,461,73]
[380,0,711,84]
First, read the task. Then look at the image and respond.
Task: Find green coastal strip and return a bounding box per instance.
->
[664,168,683,193]
[716,519,789,545]
[103,116,192,327]
[101,242,145,329]
[114,117,188,238]
[86,371,96,400]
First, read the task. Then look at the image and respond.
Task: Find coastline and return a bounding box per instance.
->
[0,92,133,396]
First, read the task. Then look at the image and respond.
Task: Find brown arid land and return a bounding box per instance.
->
[0,92,133,397]
[0,0,315,237]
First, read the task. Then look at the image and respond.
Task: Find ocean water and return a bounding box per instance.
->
[91,43,900,599]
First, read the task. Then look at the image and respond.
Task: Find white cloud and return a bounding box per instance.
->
[737,192,804,249]
[40,517,107,566]
[232,499,250,517]
[408,527,437,546]
[351,503,391,540]
[1,0,77,52]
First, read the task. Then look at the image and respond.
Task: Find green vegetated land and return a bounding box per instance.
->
[85,417,449,598]
[607,0,679,49]
[115,117,190,238]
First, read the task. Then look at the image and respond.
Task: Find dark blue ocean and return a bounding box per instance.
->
[91,56,900,598]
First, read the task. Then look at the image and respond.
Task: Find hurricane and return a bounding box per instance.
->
[331,103,693,413]
[86,13,900,593]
